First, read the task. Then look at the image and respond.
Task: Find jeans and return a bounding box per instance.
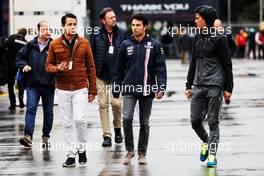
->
[24,86,55,138]
[190,86,223,155]
[123,95,153,156]
[7,71,24,107]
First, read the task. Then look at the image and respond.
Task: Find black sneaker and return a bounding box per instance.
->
[19,102,25,109]
[8,105,16,110]
[62,157,76,167]
[78,151,87,165]
[102,137,112,147]
[114,128,123,144]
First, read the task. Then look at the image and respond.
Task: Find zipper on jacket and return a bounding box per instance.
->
[136,43,140,85]
[197,38,202,83]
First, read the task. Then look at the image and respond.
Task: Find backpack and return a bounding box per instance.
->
[16,69,24,86]
[259,32,264,44]
[15,44,32,86]
[238,35,247,46]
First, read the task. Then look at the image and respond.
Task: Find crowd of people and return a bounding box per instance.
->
[160,22,264,63]
[0,5,235,168]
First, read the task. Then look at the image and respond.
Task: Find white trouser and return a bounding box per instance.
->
[56,88,88,158]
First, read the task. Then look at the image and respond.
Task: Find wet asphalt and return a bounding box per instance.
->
[0,59,264,176]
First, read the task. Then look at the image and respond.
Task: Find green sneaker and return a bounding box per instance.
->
[207,155,217,167]
[200,143,209,161]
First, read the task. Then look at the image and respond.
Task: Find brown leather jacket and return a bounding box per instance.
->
[45,35,97,95]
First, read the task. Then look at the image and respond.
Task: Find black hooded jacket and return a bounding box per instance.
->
[186,5,234,93]
[0,34,27,73]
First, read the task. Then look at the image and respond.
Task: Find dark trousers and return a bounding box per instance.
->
[258,45,264,59]
[237,45,246,58]
[190,86,223,155]
[248,45,256,59]
[123,95,153,156]
[7,71,24,107]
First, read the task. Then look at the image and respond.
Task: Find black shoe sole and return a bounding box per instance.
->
[62,163,76,167]
[102,144,112,147]
[207,165,217,168]
[42,143,51,149]
[19,138,32,148]
[138,161,148,165]
[79,161,87,165]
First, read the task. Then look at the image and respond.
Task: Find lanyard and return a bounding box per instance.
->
[63,34,77,61]
[107,33,113,46]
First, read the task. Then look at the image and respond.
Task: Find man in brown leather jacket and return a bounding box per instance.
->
[46,13,96,167]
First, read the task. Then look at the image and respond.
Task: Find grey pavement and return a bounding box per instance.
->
[0,59,264,176]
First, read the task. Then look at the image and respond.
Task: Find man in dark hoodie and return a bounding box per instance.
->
[0,28,27,110]
[16,21,54,148]
[185,5,234,167]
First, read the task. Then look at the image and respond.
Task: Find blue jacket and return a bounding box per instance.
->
[16,37,54,87]
[91,25,127,81]
[113,35,167,97]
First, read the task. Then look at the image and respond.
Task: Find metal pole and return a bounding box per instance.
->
[228,0,231,26]
[9,0,14,35]
[260,0,263,22]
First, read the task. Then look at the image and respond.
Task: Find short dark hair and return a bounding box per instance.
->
[61,13,77,26]
[17,28,27,36]
[131,14,148,26]
[37,23,41,30]
[195,5,217,28]
[99,7,114,19]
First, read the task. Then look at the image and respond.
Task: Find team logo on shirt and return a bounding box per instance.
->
[144,42,153,49]
[127,46,134,56]
[160,47,164,55]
